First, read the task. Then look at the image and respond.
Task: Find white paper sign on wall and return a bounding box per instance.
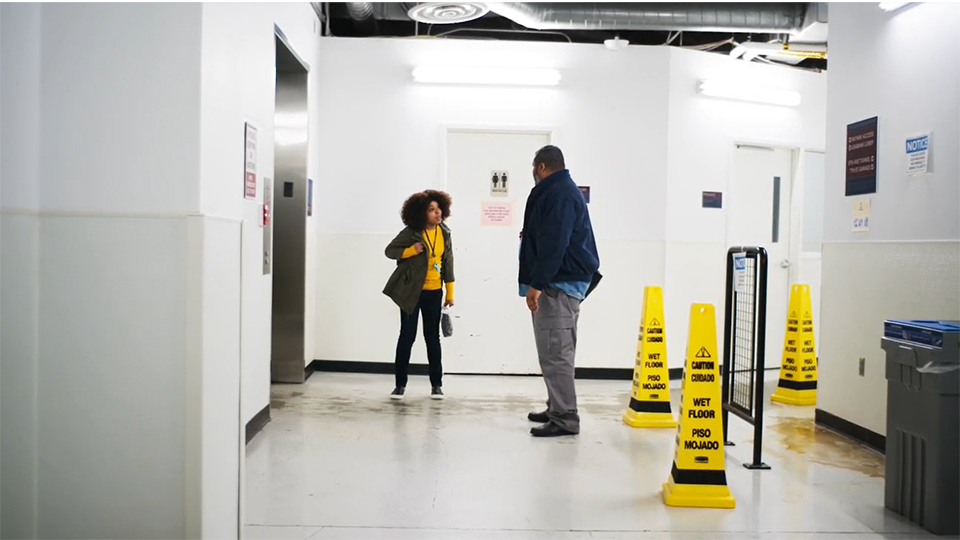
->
[733,253,748,292]
[490,170,509,197]
[480,201,513,227]
[244,122,258,199]
[906,133,930,176]
[852,199,871,233]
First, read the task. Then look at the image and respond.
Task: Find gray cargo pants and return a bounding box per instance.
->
[532,287,581,433]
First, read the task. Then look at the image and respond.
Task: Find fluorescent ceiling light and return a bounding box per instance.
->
[879,2,909,11]
[698,80,802,108]
[412,66,561,86]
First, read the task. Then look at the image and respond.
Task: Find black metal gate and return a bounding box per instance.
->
[721,247,771,470]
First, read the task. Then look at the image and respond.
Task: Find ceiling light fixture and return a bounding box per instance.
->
[407,2,489,24]
[879,2,910,11]
[412,66,561,87]
[698,80,802,107]
[604,36,630,51]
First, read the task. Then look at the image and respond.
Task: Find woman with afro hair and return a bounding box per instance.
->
[382,190,455,400]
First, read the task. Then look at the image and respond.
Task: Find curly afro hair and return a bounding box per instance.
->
[400,190,452,230]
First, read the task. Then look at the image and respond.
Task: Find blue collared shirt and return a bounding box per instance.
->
[519,281,590,301]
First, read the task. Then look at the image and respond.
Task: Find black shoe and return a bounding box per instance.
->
[430,386,444,400]
[390,387,405,400]
[531,422,577,438]
[528,411,549,423]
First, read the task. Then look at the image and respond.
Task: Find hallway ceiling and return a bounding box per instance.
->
[321,2,828,71]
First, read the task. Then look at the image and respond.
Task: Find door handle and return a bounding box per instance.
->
[780,259,791,268]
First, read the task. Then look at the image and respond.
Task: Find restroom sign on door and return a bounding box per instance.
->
[490,170,509,197]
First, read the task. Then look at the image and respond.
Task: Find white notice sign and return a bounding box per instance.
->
[733,253,747,293]
[480,201,513,227]
[244,123,258,199]
[852,199,871,233]
[906,133,930,175]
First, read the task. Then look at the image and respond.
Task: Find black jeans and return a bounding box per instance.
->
[394,289,443,388]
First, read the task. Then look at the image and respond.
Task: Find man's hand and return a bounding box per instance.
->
[444,299,454,308]
[526,288,541,313]
[412,242,425,254]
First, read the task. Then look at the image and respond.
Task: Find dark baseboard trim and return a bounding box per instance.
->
[304,361,318,381]
[309,360,684,382]
[815,408,886,454]
[245,404,271,445]
[576,367,633,380]
[309,360,430,376]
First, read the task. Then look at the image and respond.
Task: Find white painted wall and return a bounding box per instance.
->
[1,10,3,534]
[0,5,41,537]
[798,151,826,354]
[196,217,243,539]
[198,2,322,423]
[313,37,826,373]
[820,2,960,436]
[2,3,323,536]
[824,3,960,244]
[801,152,826,253]
[38,217,191,538]
[314,38,671,370]
[40,4,201,214]
[663,49,827,369]
[30,4,202,538]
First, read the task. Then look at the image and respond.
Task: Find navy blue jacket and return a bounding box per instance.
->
[518,169,601,293]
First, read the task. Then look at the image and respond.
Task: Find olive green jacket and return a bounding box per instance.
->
[383,224,455,314]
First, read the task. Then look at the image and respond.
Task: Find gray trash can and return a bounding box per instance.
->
[881,319,959,537]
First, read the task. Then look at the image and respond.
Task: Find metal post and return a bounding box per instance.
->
[721,248,736,447]
[746,248,771,470]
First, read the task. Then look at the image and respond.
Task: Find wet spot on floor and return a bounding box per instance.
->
[768,416,884,478]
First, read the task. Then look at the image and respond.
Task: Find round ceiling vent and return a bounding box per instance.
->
[407,2,490,25]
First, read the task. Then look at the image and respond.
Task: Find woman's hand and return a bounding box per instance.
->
[412,242,425,254]
[444,299,454,308]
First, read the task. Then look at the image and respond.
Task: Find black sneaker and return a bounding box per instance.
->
[430,386,444,400]
[390,387,405,400]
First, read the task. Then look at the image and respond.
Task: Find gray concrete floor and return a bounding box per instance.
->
[244,373,929,539]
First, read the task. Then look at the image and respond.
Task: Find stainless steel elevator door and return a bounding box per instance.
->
[270,33,309,383]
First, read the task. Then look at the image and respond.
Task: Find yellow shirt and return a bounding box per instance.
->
[401,228,454,302]
[421,228,444,291]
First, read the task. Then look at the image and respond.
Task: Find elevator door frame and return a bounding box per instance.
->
[270,27,310,384]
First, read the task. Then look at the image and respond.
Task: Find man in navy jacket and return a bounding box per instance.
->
[519,145,601,437]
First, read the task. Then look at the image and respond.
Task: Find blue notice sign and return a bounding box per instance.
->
[733,253,747,292]
[905,133,930,175]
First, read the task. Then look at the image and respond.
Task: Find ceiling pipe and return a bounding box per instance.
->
[344,2,379,34]
[730,41,828,61]
[486,2,810,34]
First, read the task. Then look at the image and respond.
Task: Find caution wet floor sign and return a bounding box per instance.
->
[662,304,735,509]
[623,286,677,429]
[772,285,818,406]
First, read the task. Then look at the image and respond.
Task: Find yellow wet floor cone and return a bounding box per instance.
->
[623,286,677,428]
[662,304,735,509]
[771,285,818,406]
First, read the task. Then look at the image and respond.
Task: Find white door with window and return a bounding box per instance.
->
[726,146,794,369]
[444,129,552,374]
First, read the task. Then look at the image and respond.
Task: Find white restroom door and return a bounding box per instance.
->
[726,146,794,369]
[445,130,551,374]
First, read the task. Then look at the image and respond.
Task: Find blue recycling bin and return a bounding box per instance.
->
[881,320,959,536]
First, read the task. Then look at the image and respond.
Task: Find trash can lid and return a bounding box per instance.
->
[884,320,960,349]
[886,320,960,332]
